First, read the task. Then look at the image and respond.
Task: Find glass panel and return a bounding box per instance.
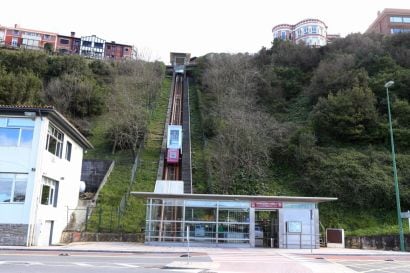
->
[186,223,216,241]
[0,118,7,127]
[219,209,249,223]
[218,201,249,208]
[20,129,33,147]
[13,180,27,202]
[218,223,249,243]
[284,202,315,209]
[390,16,403,23]
[403,17,410,23]
[47,136,57,154]
[0,128,19,146]
[65,141,72,161]
[7,118,34,127]
[185,200,217,207]
[0,177,12,202]
[185,207,216,221]
[41,185,50,205]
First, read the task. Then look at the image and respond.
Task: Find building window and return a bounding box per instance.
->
[390,16,403,23]
[40,177,58,207]
[13,30,19,35]
[45,124,64,158]
[0,117,34,147]
[311,26,317,34]
[304,27,308,34]
[281,31,286,40]
[106,45,111,50]
[403,17,410,23]
[125,48,129,52]
[0,173,28,203]
[82,41,92,47]
[94,42,103,49]
[60,38,69,45]
[65,141,72,161]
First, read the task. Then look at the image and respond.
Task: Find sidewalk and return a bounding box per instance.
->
[1,241,409,256]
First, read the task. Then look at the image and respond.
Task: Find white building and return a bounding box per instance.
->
[80,35,105,59]
[272,19,333,47]
[0,106,93,246]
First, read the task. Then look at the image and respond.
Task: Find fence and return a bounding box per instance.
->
[66,205,138,233]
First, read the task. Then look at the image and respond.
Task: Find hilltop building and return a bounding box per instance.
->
[0,23,133,60]
[366,8,410,34]
[272,19,340,47]
[0,106,92,246]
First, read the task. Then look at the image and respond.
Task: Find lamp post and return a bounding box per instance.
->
[385,80,405,251]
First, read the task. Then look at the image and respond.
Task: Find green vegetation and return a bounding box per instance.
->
[192,33,410,235]
[3,33,410,236]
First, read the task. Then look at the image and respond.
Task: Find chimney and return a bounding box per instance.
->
[14,24,19,28]
[377,10,381,16]
[71,31,75,37]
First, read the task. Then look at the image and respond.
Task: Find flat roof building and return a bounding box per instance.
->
[366,8,410,35]
[132,191,337,248]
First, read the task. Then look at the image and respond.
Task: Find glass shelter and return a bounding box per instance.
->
[133,192,337,248]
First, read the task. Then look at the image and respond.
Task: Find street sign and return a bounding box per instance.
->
[401,211,410,218]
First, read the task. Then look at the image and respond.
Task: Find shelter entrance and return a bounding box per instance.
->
[255,210,278,248]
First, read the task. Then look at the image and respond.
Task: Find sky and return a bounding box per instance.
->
[1,0,409,63]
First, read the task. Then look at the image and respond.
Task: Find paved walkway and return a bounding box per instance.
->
[1,242,410,273]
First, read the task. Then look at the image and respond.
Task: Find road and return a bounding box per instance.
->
[0,250,210,273]
[1,248,410,273]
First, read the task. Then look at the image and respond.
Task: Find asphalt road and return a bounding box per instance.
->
[2,248,410,273]
[0,250,211,273]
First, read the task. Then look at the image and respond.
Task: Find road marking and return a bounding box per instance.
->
[114,263,141,268]
[73,262,93,267]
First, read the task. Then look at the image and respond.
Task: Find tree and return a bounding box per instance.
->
[311,86,379,143]
[0,66,42,105]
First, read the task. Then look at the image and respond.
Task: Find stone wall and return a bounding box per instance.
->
[345,235,410,251]
[61,231,144,244]
[0,224,28,246]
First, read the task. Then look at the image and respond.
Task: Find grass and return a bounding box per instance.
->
[189,81,209,193]
[86,76,171,232]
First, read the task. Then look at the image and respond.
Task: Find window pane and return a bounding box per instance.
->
[20,129,33,147]
[403,17,410,23]
[0,128,19,146]
[0,177,13,202]
[0,118,7,127]
[7,118,34,127]
[185,207,216,221]
[65,142,72,161]
[47,136,57,154]
[41,185,50,205]
[13,180,27,202]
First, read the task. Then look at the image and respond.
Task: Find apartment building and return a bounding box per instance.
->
[366,8,410,34]
[105,41,133,60]
[0,24,57,50]
[272,19,340,47]
[0,23,133,60]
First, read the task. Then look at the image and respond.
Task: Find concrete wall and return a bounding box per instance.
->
[346,235,410,251]
[81,160,114,193]
[0,224,28,246]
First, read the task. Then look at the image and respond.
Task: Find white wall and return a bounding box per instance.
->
[279,207,319,249]
[32,118,84,245]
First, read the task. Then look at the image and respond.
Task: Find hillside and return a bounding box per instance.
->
[2,33,410,236]
[190,33,410,235]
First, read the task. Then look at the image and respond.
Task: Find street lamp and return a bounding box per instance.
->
[385,80,405,251]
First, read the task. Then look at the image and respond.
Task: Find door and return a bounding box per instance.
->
[38,220,54,246]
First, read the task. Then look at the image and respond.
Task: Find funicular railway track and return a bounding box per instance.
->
[163,74,183,181]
